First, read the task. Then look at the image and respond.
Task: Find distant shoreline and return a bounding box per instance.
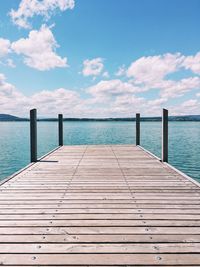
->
[0,114,200,122]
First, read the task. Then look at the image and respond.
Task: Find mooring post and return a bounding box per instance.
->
[58,114,63,146]
[136,113,140,146]
[162,108,168,162]
[30,109,37,162]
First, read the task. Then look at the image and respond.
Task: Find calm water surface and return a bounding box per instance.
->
[0,121,199,181]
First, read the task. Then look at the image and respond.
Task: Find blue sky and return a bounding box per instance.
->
[0,0,200,117]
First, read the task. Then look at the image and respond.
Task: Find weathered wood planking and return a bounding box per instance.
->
[0,145,200,266]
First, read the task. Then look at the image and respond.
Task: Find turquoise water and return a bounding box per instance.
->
[0,121,199,181]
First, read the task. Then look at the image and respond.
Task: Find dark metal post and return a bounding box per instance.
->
[30,109,37,162]
[58,114,63,146]
[136,113,140,146]
[162,109,168,162]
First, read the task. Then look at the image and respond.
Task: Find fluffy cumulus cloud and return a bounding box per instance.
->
[170,99,200,115]
[0,39,16,67]
[30,88,83,116]
[0,38,11,58]
[102,71,109,78]
[88,79,142,98]
[125,52,200,103]
[115,65,126,77]
[11,25,67,70]
[1,50,200,117]
[182,52,200,75]
[112,95,145,115]
[0,73,28,114]
[9,0,75,29]
[82,58,104,77]
[0,73,146,117]
[6,59,16,68]
[159,77,200,98]
[0,71,200,117]
[127,53,185,86]
[0,73,82,116]
[82,52,200,116]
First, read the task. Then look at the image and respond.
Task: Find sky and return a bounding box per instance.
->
[0,0,200,118]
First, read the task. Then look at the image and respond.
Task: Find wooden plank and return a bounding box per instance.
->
[0,234,199,243]
[0,243,200,253]
[1,253,200,265]
[0,226,199,234]
[0,204,200,209]
[0,195,200,200]
[0,213,200,220]
[1,208,200,214]
[0,199,199,204]
[0,219,200,226]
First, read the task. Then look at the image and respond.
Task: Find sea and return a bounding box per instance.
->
[0,121,199,182]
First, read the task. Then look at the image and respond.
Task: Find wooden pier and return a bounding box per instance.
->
[0,144,200,266]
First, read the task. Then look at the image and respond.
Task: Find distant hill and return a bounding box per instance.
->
[0,114,28,121]
[38,115,200,121]
[0,114,200,122]
[169,115,200,121]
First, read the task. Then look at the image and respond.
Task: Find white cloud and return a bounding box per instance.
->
[0,73,82,116]
[115,65,126,76]
[9,0,75,29]
[30,88,82,115]
[159,77,200,98]
[1,47,200,117]
[181,99,198,108]
[170,99,200,115]
[125,53,200,100]
[147,98,167,106]
[0,38,11,58]
[0,73,28,114]
[182,52,200,75]
[114,94,145,109]
[127,53,185,86]
[87,79,142,98]
[82,58,104,77]
[0,39,15,68]
[0,74,148,117]
[102,71,109,78]
[6,59,16,68]
[0,73,14,93]
[11,25,67,70]
[100,95,144,117]
[0,72,199,117]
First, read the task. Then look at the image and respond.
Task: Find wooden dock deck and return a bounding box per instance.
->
[0,144,200,266]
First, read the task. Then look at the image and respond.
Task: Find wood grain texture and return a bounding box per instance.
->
[0,145,199,266]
